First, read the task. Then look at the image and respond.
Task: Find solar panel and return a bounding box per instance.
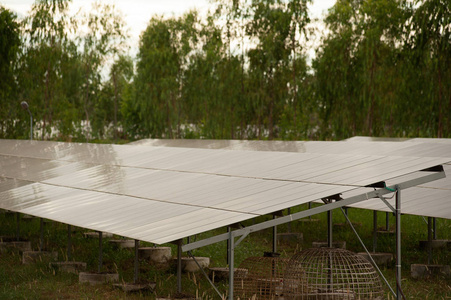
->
[128,138,451,220]
[1,138,449,245]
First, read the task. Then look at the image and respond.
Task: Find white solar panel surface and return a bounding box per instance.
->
[1,139,450,245]
[131,138,451,220]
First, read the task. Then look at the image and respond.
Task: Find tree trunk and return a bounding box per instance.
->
[292,32,297,136]
[113,72,118,142]
[84,62,91,142]
[437,64,443,138]
[367,53,376,136]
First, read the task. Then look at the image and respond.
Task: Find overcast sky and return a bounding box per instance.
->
[2,0,335,61]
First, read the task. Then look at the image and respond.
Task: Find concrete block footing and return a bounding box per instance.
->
[411,264,451,279]
[79,272,119,285]
[138,247,172,264]
[312,241,346,249]
[0,240,32,253]
[419,239,451,250]
[22,251,58,264]
[357,252,393,267]
[179,257,210,272]
[50,261,87,274]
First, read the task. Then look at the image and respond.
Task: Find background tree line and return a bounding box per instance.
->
[1,0,450,142]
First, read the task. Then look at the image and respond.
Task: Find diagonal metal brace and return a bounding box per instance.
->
[234,229,250,248]
[377,194,396,213]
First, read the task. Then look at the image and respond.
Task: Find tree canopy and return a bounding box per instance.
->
[1,0,449,142]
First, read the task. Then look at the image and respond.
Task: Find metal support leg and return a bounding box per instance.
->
[395,189,402,299]
[228,230,234,300]
[427,217,432,265]
[16,213,20,241]
[177,239,182,294]
[327,210,333,248]
[386,212,390,231]
[134,240,139,283]
[373,211,378,253]
[67,225,72,261]
[273,214,277,253]
[227,226,231,265]
[40,218,44,252]
[287,208,291,232]
[433,218,437,240]
[98,231,103,273]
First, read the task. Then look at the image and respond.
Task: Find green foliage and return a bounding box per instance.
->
[0,208,450,298]
[313,0,451,139]
[77,1,129,141]
[128,15,189,138]
[1,0,450,141]
[0,6,22,138]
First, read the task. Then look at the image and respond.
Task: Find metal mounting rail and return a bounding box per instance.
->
[182,166,445,252]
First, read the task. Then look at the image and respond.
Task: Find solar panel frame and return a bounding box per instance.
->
[1,138,450,245]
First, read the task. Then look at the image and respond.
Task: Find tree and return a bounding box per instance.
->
[406,0,451,137]
[78,1,129,141]
[246,0,296,139]
[17,0,77,139]
[128,12,198,139]
[109,55,133,141]
[313,0,409,139]
[0,6,21,138]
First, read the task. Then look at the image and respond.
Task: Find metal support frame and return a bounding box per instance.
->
[16,212,20,241]
[272,214,277,253]
[228,230,234,300]
[98,231,103,273]
[67,225,72,261]
[226,228,250,300]
[377,195,396,213]
[373,211,378,252]
[187,251,222,298]
[227,226,231,265]
[433,218,437,239]
[39,218,44,251]
[180,167,444,300]
[327,210,333,247]
[177,239,182,294]
[287,208,292,232]
[427,217,433,265]
[340,207,396,297]
[386,212,390,231]
[395,189,402,299]
[134,239,139,283]
[183,168,445,254]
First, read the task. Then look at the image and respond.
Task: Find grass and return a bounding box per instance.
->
[1,206,450,299]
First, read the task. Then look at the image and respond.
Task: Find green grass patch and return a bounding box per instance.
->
[1,208,450,299]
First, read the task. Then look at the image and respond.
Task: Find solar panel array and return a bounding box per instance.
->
[1,138,450,244]
[130,138,451,219]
